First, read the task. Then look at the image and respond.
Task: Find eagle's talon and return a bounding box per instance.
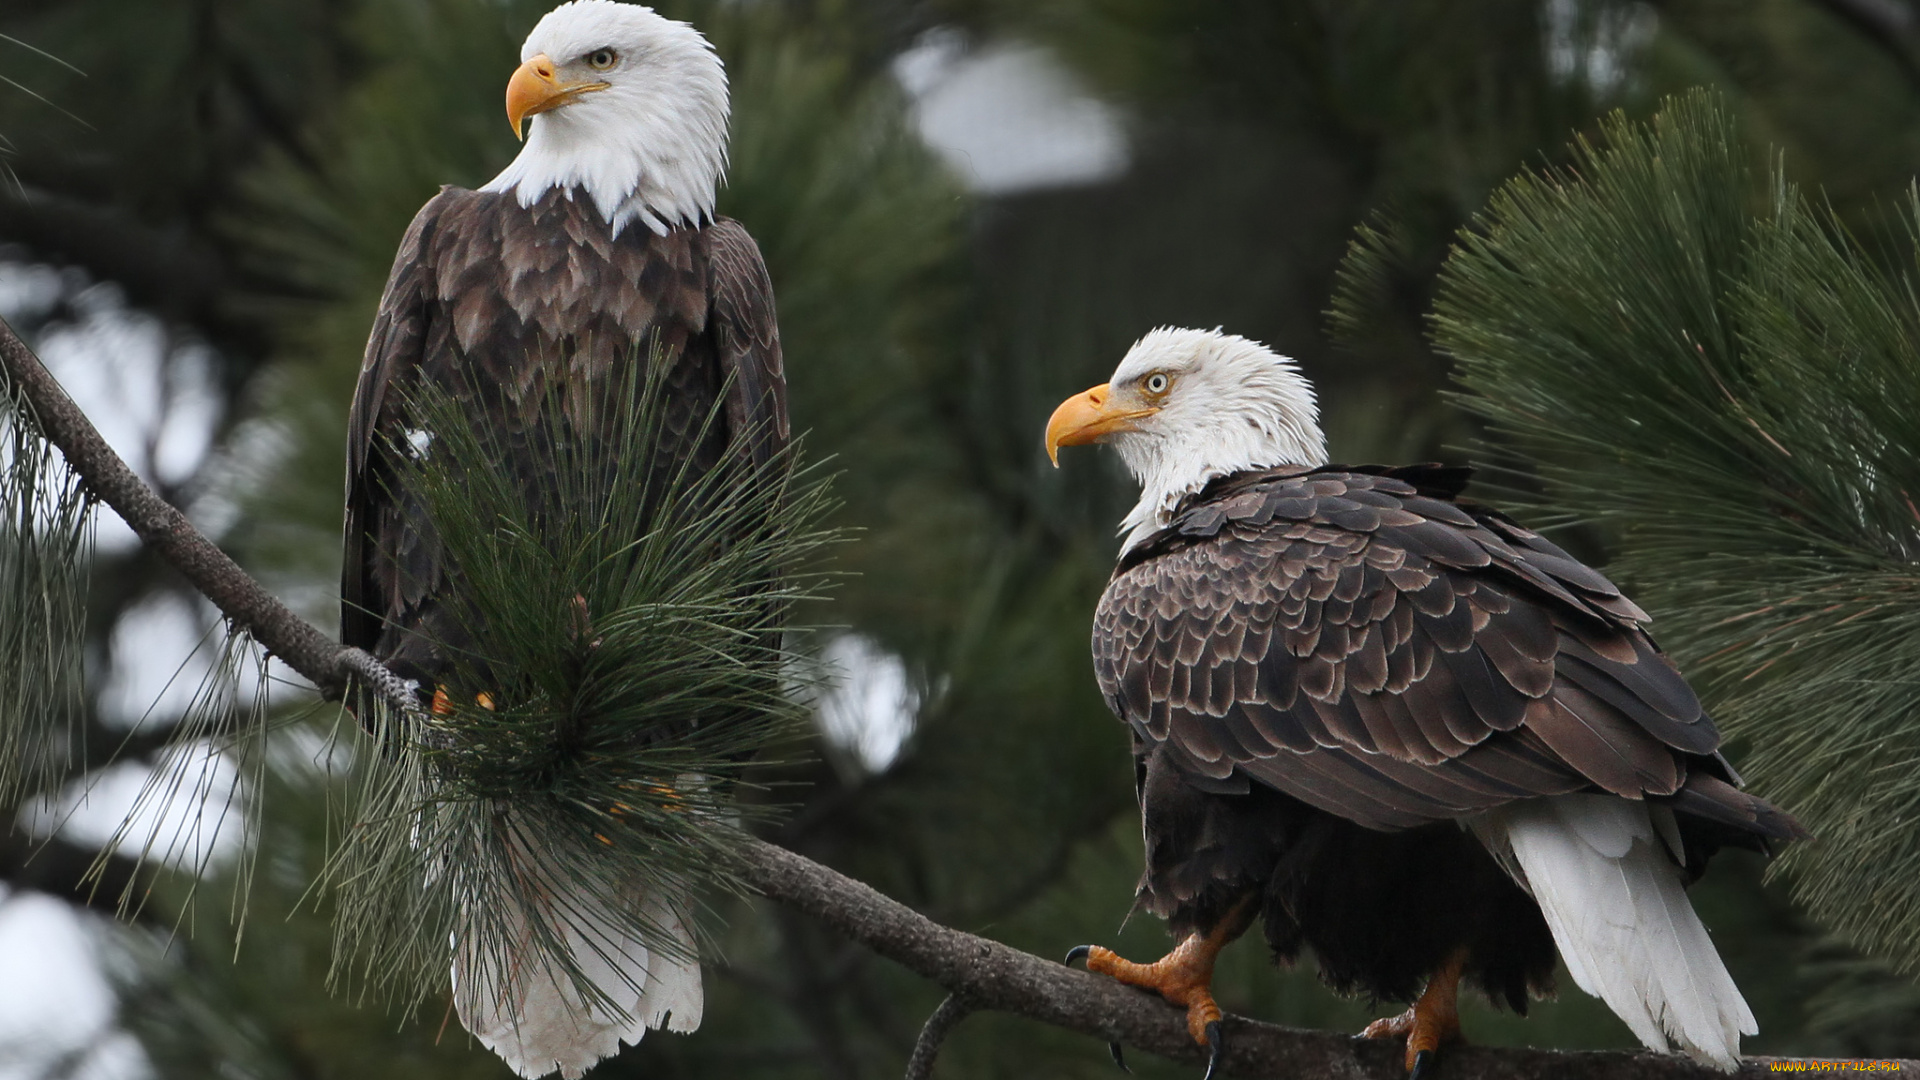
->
[1359,1007,1415,1041]
[1201,1020,1225,1080]
[1071,934,1235,1076]
[1363,950,1466,1075]
[429,685,497,715]
[1185,991,1222,1049]
[1072,897,1253,1075]
[1067,946,1133,1071]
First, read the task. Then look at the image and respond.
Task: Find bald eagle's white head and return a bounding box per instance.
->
[481,0,728,237]
[1046,326,1328,551]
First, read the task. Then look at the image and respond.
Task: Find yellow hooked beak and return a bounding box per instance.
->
[1044,383,1159,466]
[506,53,611,139]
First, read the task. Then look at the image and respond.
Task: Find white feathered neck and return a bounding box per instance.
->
[1107,327,1328,552]
[483,0,729,237]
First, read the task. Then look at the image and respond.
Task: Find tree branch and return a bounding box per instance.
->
[904,994,973,1080]
[6,315,1915,1078]
[734,836,1920,1079]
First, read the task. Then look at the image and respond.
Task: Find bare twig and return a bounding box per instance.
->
[8,313,1916,1079]
[904,994,973,1080]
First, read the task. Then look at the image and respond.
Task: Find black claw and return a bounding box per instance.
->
[1201,1021,1225,1080]
[1063,950,1127,1072]
[1408,1048,1437,1080]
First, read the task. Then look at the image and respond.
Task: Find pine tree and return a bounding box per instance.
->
[16,1,1920,1075]
[1363,89,1920,979]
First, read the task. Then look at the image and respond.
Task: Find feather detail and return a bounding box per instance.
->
[638,887,705,1033]
[1485,795,1754,1070]
[452,841,702,1079]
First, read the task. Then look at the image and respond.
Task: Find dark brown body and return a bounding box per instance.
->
[1135,741,1557,1009]
[1097,464,1802,1010]
[341,186,785,690]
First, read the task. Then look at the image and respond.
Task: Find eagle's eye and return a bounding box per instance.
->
[1144,372,1170,395]
[587,48,618,70]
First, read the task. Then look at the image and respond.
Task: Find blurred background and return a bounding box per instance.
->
[3,0,1920,1077]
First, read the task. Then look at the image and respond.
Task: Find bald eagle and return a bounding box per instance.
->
[1046,328,1804,1078]
[340,2,784,1076]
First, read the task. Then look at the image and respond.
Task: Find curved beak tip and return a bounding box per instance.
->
[1045,383,1138,467]
[506,54,562,141]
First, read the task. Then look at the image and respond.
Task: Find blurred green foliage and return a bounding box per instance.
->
[5,0,1920,1076]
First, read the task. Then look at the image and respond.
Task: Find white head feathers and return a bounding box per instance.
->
[1098,327,1328,550]
[482,1,729,237]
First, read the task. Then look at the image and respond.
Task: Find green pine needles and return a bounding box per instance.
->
[1352,90,1920,970]
[323,346,836,1011]
[4,356,275,932]
[0,373,90,808]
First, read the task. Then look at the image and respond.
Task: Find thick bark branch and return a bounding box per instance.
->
[735,836,1919,1079]
[8,314,1914,1079]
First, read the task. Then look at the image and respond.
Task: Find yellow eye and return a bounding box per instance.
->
[587,48,617,70]
[1144,372,1170,394]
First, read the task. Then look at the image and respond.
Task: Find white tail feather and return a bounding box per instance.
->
[452,857,702,1078]
[1489,794,1754,1071]
[637,888,703,1033]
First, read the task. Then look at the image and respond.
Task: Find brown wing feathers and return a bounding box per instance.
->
[1095,466,1769,835]
[704,218,789,468]
[341,187,787,692]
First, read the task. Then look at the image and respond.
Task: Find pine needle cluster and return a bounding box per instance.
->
[93,629,273,928]
[0,375,90,806]
[323,348,836,1011]
[5,358,278,930]
[1343,90,1920,970]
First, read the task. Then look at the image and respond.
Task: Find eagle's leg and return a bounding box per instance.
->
[430,687,496,714]
[1067,895,1256,1078]
[1359,948,1467,1079]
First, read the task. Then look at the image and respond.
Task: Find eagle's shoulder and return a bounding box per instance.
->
[1114,464,1646,629]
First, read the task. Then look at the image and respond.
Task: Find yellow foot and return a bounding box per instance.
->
[1358,950,1466,1077]
[430,686,495,716]
[1077,941,1225,1047]
[1067,897,1254,1079]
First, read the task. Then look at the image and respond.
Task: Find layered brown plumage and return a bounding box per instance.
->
[1095,463,1802,1007]
[340,185,786,690]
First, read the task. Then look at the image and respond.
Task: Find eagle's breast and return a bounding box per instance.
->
[425,188,711,390]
